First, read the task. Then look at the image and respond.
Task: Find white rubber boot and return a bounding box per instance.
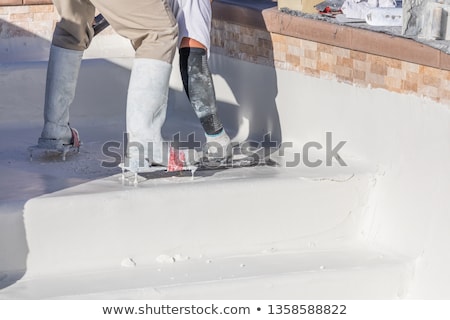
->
[125,58,172,171]
[38,45,83,149]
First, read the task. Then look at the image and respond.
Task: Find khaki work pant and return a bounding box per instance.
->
[52,0,178,64]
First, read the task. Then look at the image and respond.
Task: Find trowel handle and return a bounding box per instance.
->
[93,14,110,36]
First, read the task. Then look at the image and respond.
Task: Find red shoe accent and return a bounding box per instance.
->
[70,128,81,148]
[167,147,186,172]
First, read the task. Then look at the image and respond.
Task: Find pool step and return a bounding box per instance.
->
[20,165,375,277]
[0,245,412,299]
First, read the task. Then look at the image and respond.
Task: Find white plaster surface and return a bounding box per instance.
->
[0,35,449,299]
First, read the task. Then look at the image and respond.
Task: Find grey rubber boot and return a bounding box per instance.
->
[38,45,83,149]
[125,58,173,171]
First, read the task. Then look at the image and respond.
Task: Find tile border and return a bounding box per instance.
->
[212,1,450,71]
[212,1,450,105]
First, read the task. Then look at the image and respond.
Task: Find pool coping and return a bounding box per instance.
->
[212,1,450,71]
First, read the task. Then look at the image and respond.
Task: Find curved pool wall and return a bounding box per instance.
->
[232,54,449,299]
[0,3,449,299]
